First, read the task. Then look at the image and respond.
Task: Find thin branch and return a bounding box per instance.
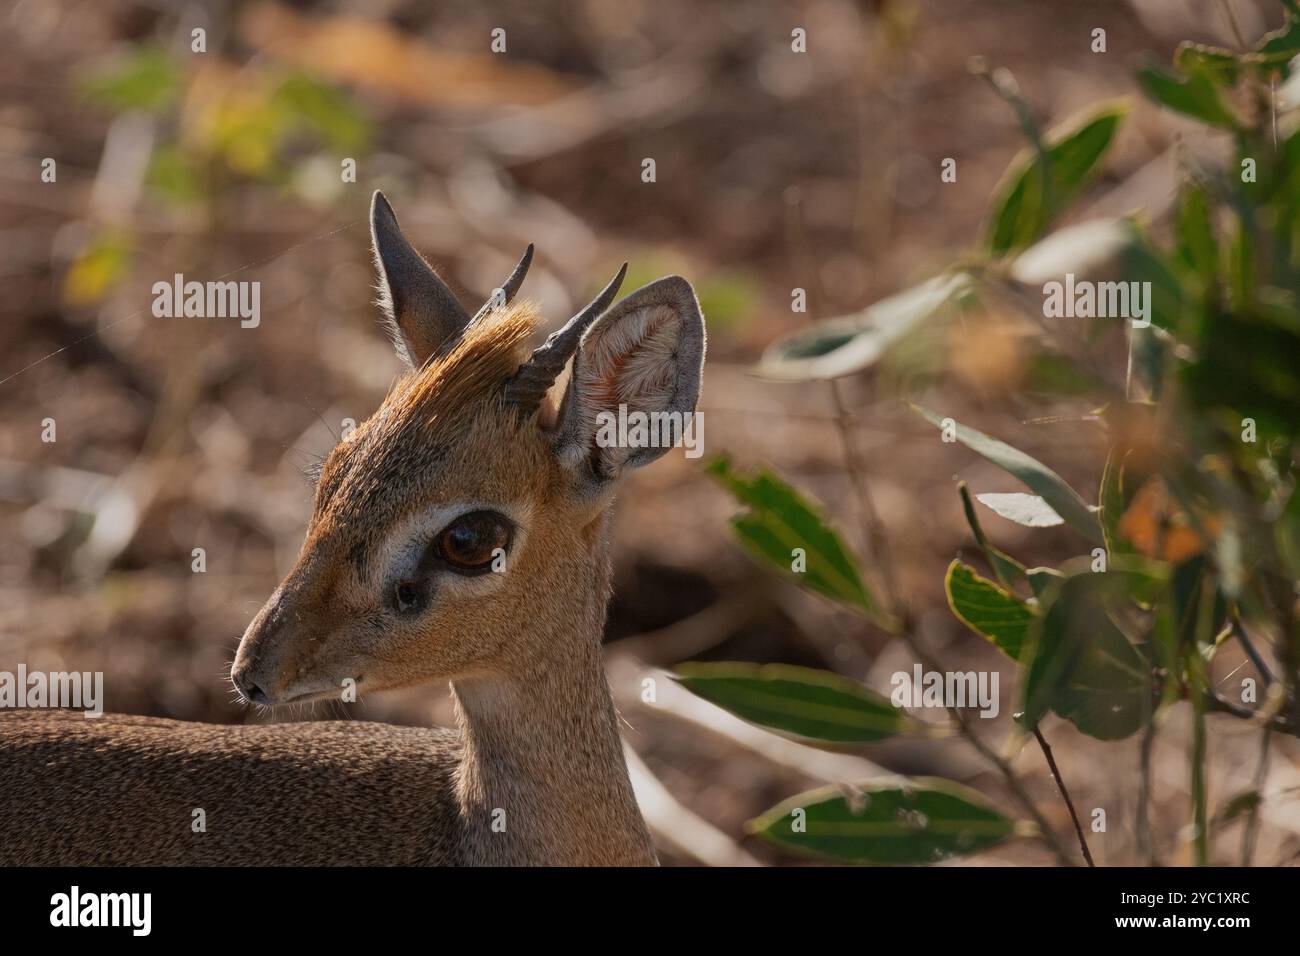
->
[785,187,1075,865]
[828,381,902,604]
[939,688,1078,865]
[1240,725,1272,866]
[1137,714,1159,865]
[1192,693,1209,866]
[826,380,1077,867]
[1205,693,1298,737]
[1032,727,1095,866]
[1232,614,1275,686]
[1190,578,1216,867]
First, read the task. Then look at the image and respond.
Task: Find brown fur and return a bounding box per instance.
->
[3,187,705,865]
[0,303,660,866]
[0,711,462,865]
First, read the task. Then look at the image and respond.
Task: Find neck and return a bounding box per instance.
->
[449,543,656,866]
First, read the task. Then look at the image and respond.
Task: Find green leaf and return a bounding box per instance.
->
[1183,299,1300,440]
[986,101,1128,254]
[958,482,1026,589]
[62,230,134,306]
[1277,481,1300,580]
[1099,445,1135,557]
[749,779,1018,864]
[706,458,891,627]
[754,273,969,381]
[674,662,912,745]
[694,271,761,331]
[80,44,179,113]
[945,561,1036,660]
[1118,227,1186,335]
[975,492,1064,528]
[272,73,371,153]
[1174,43,1240,84]
[1026,566,1065,599]
[1050,622,1151,740]
[1217,790,1262,825]
[1020,570,1153,740]
[148,144,206,206]
[1174,185,1219,280]
[1137,65,1238,129]
[912,405,1103,544]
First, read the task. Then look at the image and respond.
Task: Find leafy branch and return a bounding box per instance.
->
[681,4,1300,866]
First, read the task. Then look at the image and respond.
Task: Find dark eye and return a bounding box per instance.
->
[393,581,424,615]
[435,510,513,574]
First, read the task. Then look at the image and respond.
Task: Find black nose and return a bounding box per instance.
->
[232,669,271,705]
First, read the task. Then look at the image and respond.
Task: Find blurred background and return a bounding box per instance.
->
[1,0,1294,865]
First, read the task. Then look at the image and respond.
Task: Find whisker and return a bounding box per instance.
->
[302,394,341,444]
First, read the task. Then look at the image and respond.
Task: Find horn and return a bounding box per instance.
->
[503,263,627,414]
[471,243,534,322]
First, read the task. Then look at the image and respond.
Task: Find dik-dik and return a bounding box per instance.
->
[0,192,705,866]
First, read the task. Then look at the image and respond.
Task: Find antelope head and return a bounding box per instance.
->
[230,192,705,705]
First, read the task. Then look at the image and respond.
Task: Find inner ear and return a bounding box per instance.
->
[552,276,705,480]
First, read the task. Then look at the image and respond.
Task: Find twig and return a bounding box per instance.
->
[1137,713,1159,865]
[1135,629,1163,866]
[784,186,1075,865]
[920,644,1078,866]
[1232,614,1275,686]
[1205,693,1298,737]
[1192,691,1209,866]
[1032,727,1095,866]
[1262,565,1300,732]
[1240,725,1272,866]
[1189,578,1216,866]
[828,381,902,603]
[825,380,1077,866]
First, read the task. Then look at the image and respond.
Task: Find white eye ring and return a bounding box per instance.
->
[375,501,531,591]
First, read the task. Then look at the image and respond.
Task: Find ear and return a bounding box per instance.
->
[552,276,705,482]
[370,191,471,368]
